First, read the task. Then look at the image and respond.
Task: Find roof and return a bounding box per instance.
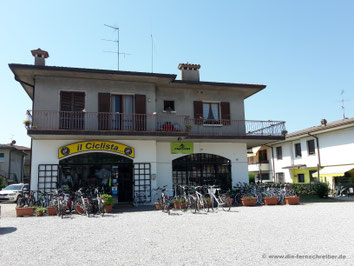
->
[286,117,354,138]
[0,144,29,153]
[9,63,266,100]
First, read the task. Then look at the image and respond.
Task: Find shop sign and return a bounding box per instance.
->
[170,142,193,154]
[58,141,135,159]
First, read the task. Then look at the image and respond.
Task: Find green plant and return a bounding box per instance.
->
[185,124,192,131]
[172,198,180,203]
[263,196,278,199]
[101,194,114,205]
[249,172,255,184]
[205,197,211,203]
[226,189,235,198]
[241,196,256,200]
[287,182,329,198]
[23,120,31,125]
[35,207,47,216]
[0,177,7,190]
[314,182,329,198]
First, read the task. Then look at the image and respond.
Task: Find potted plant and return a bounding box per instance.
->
[205,197,212,208]
[172,198,181,209]
[241,196,257,206]
[35,207,47,216]
[16,206,35,217]
[47,205,57,216]
[155,201,163,210]
[285,195,300,205]
[180,198,187,209]
[263,196,278,205]
[185,124,192,132]
[23,119,31,129]
[101,194,114,213]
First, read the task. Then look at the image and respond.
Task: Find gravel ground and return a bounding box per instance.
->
[1,202,353,266]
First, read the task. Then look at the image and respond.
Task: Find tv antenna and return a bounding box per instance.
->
[102,24,131,70]
[340,90,350,119]
[151,34,154,73]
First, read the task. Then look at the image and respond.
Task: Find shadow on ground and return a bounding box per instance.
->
[0,227,17,235]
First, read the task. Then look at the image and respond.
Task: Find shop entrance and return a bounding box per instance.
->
[59,152,133,202]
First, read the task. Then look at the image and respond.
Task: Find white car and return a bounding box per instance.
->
[0,183,30,203]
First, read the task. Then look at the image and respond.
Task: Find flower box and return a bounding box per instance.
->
[47,206,57,216]
[16,207,35,217]
[285,196,300,205]
[264,197,278,205]
[155,202,163,210]
[104,204,113,213]
[241,198,257,206]
[173,201,181,209]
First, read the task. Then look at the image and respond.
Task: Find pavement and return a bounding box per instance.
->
[1,201,353,265]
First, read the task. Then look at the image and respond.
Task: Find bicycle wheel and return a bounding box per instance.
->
[198,197,208,212]
[211,197,219,212]
[99,199,105,217]
[220,196,231,211]
[16,196,25,207]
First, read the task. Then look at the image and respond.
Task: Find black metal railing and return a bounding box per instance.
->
[27,110,286,138]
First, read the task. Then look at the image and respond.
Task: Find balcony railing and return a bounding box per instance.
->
[27,110,286,138]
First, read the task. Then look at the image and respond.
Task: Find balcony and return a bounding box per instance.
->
[26,110,286,139]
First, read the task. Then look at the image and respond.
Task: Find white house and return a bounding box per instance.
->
[248,118,354,190]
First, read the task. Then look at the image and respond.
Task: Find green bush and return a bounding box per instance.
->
[101,194,114,205]
[288,182,329,198]
[249,172,255,184]
[0,177,7,190]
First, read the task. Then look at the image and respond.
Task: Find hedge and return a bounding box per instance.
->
[288,182,329,198]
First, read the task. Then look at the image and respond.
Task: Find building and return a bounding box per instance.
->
[248,118,354,189]
[9,48,285,203]
[0,143,29,184]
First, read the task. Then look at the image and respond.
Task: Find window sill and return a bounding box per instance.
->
[203,123,223,127]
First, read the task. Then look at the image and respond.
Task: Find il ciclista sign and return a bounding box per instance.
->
[58,141,135,159]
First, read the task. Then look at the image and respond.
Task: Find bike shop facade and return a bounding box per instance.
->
[10,49,286,203]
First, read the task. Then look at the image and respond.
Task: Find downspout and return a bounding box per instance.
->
[8,148,14,181]
[308,133,321,181]
[21,153,25,183]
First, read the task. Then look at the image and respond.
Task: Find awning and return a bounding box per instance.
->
[247,146,261,157]
[312,165,354,178]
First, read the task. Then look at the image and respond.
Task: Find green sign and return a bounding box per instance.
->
[171,142,194,154]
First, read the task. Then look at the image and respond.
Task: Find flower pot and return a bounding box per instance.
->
[241,198,257,206]
[104,204,113,213]
[173,201,181,209]
[37,211,44,217]
[47,206,57,216]
[264,197,278,205]
[155,202,163,210]
[180,203,187,209]
[75,204,85,214]
[285,196,300,205]
[16,207,35,217]
[227,198,233,207]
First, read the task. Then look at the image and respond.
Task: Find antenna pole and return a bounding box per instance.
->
[341,90,346,119]
[104,24,120,70]
[151,34,153,73]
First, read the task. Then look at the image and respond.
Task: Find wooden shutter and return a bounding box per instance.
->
[221,102,230,125]
[98,93,111,130]
[60,91,72,111]
[59,91,85,129]
[193,101,203,125]
[73,92,85,111]
[134,94,146,131]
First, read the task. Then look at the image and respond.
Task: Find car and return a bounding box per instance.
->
[0,183,29,203]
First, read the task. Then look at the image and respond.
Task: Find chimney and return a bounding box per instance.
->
[178,63,201,82]
[31,48,49,66]
[321,119,327,127]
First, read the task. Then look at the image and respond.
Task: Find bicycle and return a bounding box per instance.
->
[208,186,231,212]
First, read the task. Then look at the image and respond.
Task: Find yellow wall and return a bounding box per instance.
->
[292,168,318,184]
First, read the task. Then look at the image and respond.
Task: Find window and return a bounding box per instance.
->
[258,150,268,163]
[203,102,220,124]
[276,172,285,183]
[295,143,301,157]
[163,101,175,112]
[0,153,4,163]
[276,146,282,160]
[307,140,315,155]
[309,170,318,183]
[256,173,270,181]
[298,174,305,183]
[59,91,85,129]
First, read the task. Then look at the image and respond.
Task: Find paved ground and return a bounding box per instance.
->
[1,202,353,266]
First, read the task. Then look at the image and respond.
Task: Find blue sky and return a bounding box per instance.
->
[1,0,353,146]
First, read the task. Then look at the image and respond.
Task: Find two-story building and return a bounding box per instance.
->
[10,48,285,203]
[248,118,354,189]
[0,143,28,184]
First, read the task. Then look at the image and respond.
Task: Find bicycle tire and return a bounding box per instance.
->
[99,199,105,217]
[211,197,219,212]
[220,196,231,211]
[16,196,25,208]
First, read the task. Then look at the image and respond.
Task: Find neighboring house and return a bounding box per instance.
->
[248,118,354,189]
[9,48,285,203]
[0,143,28,184]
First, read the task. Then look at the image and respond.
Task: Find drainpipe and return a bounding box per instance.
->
[308,133,321,181]
[8,148,14,182]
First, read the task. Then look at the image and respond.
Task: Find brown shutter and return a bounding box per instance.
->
[73,92,85,111]
[221,102,230,125]
[134,94,146,131]
[60,91,72,111]
[193,101,203,125]
[98,93,111,130]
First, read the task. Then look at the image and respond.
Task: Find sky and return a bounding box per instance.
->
[1,0,354,147]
